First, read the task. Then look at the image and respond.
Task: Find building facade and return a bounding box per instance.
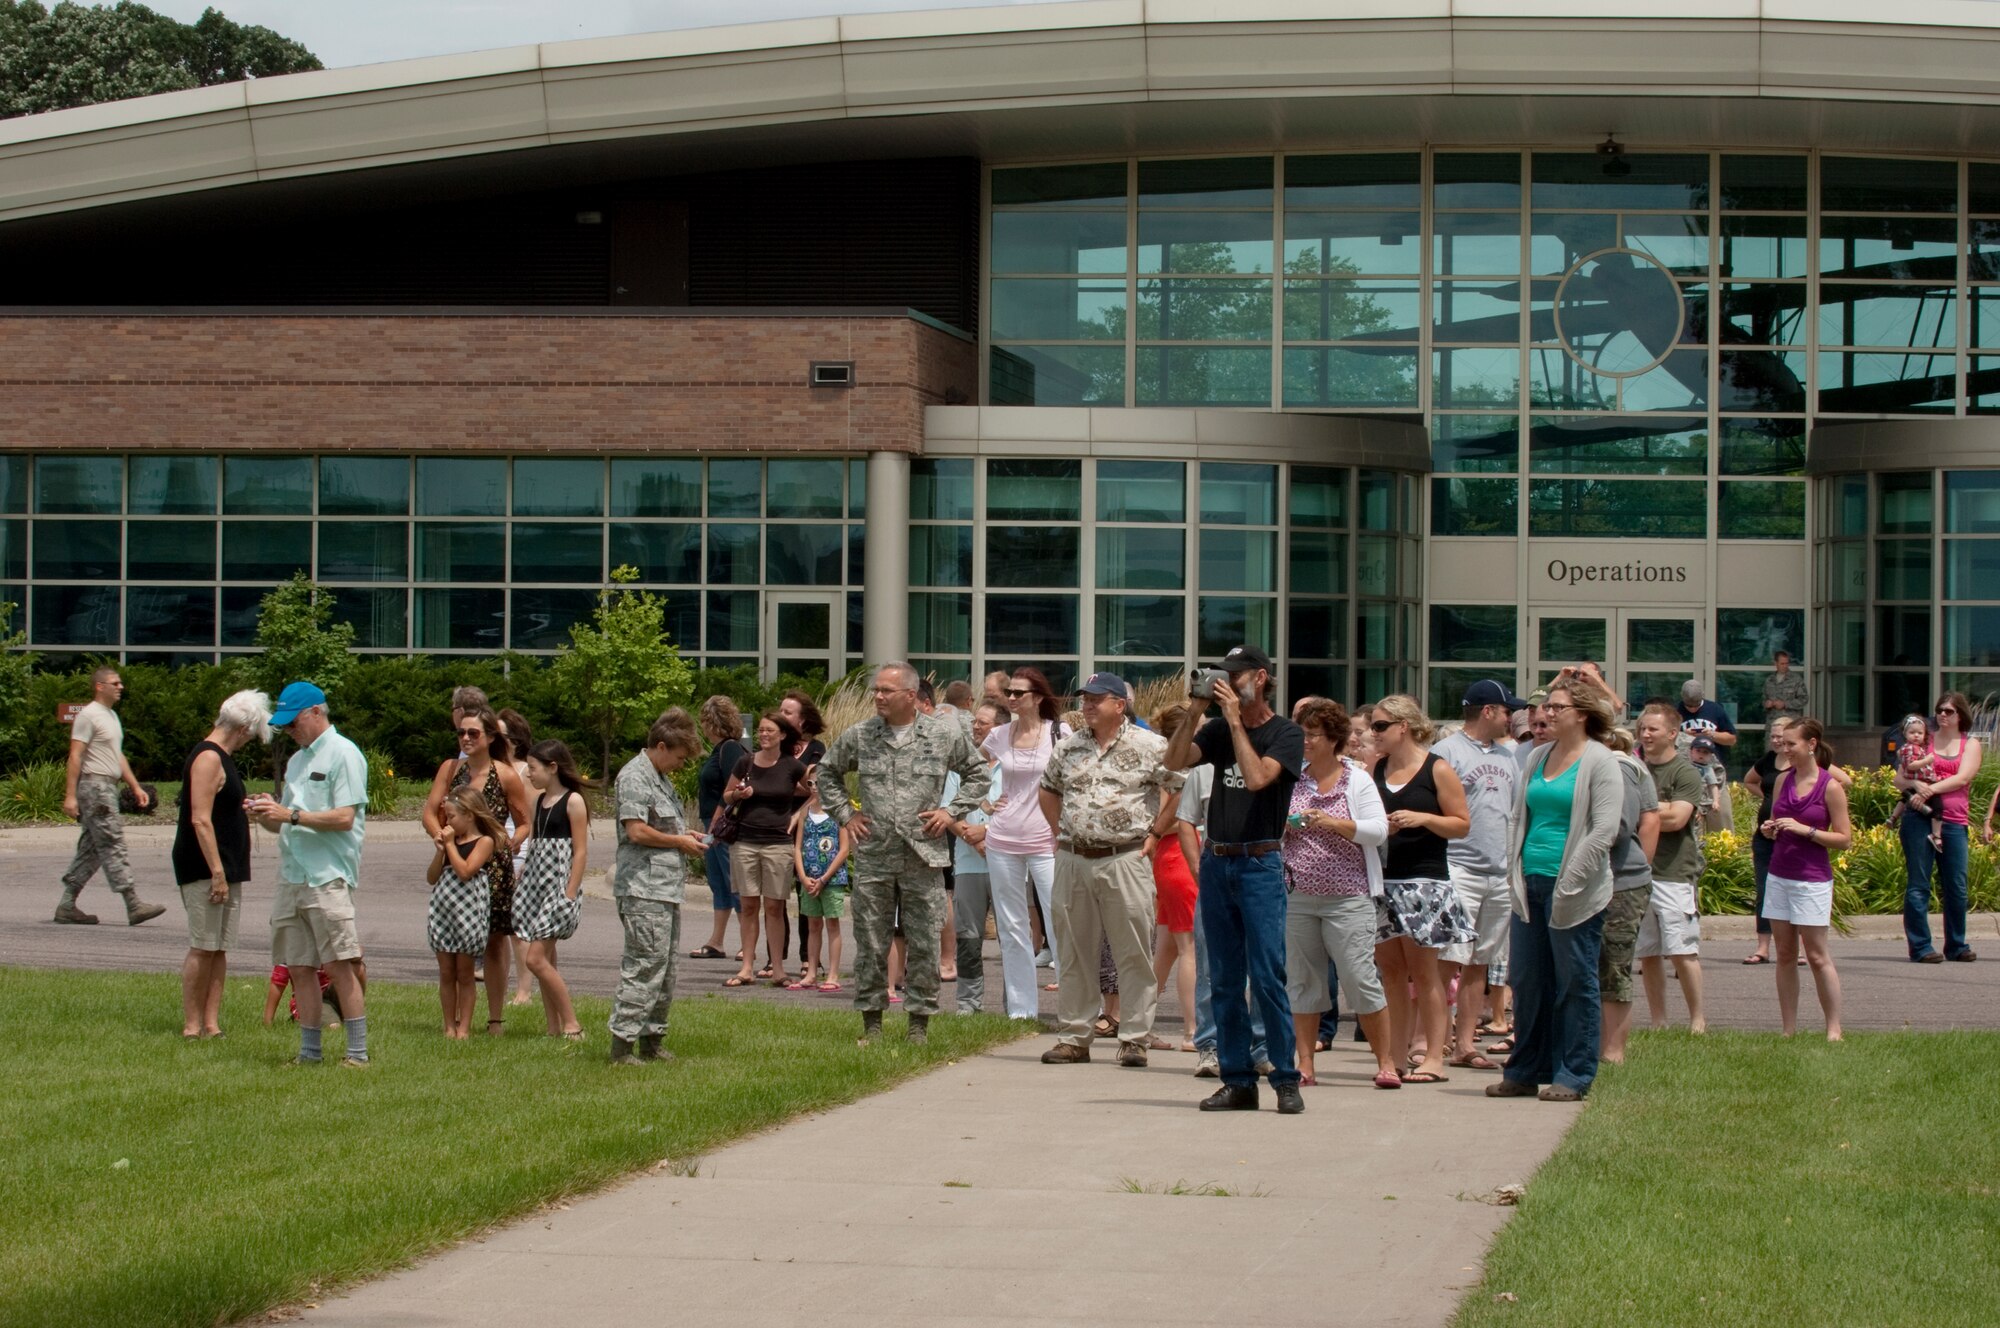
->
[9,1,2000,756]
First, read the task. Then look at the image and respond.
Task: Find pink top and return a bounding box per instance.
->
[1930,739,1972,825]
[1768,767,1833,883]
[981,719,1060,856]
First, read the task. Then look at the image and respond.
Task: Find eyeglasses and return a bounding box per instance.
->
[870,686,912,696]
[1542,702,1574,716]
[456,727,485,739]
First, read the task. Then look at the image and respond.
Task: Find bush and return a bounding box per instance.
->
[1695,829,1756,918]
[365,750,400,818]
[1845,766,1904,830]
[0,761,68,822]
[1832,823,1905,919]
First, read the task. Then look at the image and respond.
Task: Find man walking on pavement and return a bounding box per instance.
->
[817,662,990,1046]
[1166,645,1307,1115]
[1037,673,1183,1067]
[56,666,166,926]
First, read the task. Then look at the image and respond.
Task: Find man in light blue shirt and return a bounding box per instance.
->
[248,681,370,1066]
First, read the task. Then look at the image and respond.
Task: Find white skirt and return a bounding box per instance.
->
[1761,873,1832,928]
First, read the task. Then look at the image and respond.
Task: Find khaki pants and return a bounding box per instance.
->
[1052,847,1157,1047]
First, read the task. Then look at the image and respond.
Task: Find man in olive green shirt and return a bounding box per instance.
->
[1637,705,1707,1038]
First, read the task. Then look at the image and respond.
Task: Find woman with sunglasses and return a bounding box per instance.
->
[1896,692,1982,963]
[422,705,531,1034]
[980,668,1066,1020]
[1366,695,1473,1084]
[1487,679,1623,1102]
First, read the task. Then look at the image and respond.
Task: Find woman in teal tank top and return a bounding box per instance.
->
[1521,760,1579,878]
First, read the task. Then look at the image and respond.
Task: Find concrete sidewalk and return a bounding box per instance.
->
[301,1034,1576,1327]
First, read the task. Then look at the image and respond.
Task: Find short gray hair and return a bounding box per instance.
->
[875,661,918,691]
[1681,679,1704,701]
[217,689,273,742]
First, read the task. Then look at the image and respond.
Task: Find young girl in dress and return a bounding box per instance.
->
[1896,714,1943,851]
[428,789,503,1039]
[791,798,852,992]
[516,739,594,1039]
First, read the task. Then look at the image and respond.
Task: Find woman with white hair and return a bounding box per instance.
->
[170,688,272,1039]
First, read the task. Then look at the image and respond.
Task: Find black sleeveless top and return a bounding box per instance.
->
[532,791,577,843]
[1373,751,1449,882]
[172,740,250,885]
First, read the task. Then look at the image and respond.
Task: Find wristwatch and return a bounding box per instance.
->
[289,807,301,827]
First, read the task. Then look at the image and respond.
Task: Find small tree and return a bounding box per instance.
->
[249,572,354,698]
[548,565,693,777]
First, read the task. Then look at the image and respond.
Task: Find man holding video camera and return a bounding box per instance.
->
[1165,645,1306,1115]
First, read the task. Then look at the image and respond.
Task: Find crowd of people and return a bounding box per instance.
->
[44,643,1981,1093]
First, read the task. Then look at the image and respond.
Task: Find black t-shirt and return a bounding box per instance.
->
[730,753,807,842]
[698,738,746,821]
[1751,749,1781,824]
[1193,713,1304,846]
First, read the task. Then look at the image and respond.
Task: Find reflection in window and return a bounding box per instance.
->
[987,526,1079,587]
[1434,348,1521,409]
[1433,213,1522,275]
[415,459,505,517]
[1431,478,1517,536]
[1431,415,1517,473]
[1531,152,1710,210]
[127,587,215,647]
[764,461,844,520]
[1097,528,1184,589]
[510,590,596,650]
[1717,610,1805,667]
[1720,216,1809,278]
[609,524,700,584]
[1528,479,1705,538]
[1719,419,1807,477]
[1431,604,1516,662]
[765,525,845,586]
[990,211,1127,274]
[1719,481,1805,540]
[987,346,1124,406]
[1821,156,1957,214]
[1289,598,1347,658]
[911,459,973,521]
[1283,214,1420,275]
[1529,416,1707,476]
[1877,539,1932,599]
[1819,353,1956,414]
[1719,284,1807,346]
[1819,285,1957,348]
[321,457,410,516]
[909,525,972,587]
[985,594,1079,656]
[1136,347,1271,406]
[1138,280,1271,340]
[1818,217,1958,280]
[35,457,121,514]
[130,457,216,515]
[1282,347,1417,408]
[1095,595,1184,656]
[987,459,1081,521]
[128,521,215,580]
[1096,461,1184,523]
[319,522,408,581]
[1720,155,1807,212]
[328,587,406,650]
[1198,529,1275,592]
[610,460,701,518]
[414,588,503,651]
[989,278,1127,340]
[1877,607,1931,667]
[1289,467,1348,527]
[1286,279,1417,341]
[909,593,972,655]
[1198,596,1275,658]
[33,520,119,579]
[1946,472,2000,533]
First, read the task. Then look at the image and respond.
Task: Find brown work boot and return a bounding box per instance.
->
[637,1035,673,1063]
[54,902,99,925]
[609,1037,644,1066]
[1116,1041,1148,1068]
[1040,1041,1090,1064]
[124,897,167,926]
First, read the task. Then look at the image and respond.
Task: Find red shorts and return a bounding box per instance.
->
[1152,842,1199,933]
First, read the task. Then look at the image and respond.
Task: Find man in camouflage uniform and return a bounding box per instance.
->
[608,708,709,1066]
[57,666,165,926]
[1762,650,1808,746]
[817,661,990,1045]
[1037,673,1183,1067]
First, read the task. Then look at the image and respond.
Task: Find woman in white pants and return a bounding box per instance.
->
[982,668,1065,1020]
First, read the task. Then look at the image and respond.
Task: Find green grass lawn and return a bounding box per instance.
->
[1456,1030,2000,1328]
[0,966,1028,1328]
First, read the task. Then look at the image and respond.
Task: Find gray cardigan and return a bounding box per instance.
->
[1507,739,1624,930]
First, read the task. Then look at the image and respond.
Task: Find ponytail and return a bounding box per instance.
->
[1794,717,1834,767]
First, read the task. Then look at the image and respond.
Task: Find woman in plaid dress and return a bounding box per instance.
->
[427,789,503,1039]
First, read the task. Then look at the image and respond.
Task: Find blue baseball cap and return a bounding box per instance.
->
[1078,672,1132,702]
[270,681,327,727]
[1462,679,1529,711]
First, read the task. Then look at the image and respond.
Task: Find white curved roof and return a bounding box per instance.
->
[7,0,2000,222]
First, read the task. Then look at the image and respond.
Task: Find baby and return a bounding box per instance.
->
[1896,714,1944,851]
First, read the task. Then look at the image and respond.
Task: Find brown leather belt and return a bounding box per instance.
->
[1066,839,1146,859]
[1208,840,1282,858]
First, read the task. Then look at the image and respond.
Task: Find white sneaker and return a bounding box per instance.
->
[1033,948,1054,968]
[1194,1049,1219,1078]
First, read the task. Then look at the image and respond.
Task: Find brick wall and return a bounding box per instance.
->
[0,312,977,455]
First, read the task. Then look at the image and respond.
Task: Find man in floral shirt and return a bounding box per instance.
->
[1037,673,1183,1067]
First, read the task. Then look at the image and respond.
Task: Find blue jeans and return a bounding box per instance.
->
[1502,874,1605,1096]
[1193,882,1267,1061]
[1900,816,1970,959]
[703,841,738,913]
[1198,850,1296,1088]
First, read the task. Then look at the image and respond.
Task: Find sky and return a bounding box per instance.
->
[150,0,1075,69]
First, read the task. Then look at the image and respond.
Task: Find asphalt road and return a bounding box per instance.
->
[4,818,1997,1036]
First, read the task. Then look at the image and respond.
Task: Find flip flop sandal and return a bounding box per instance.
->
[785,979,814,990]
[688,945,727,959]
[1300,1073,1318,1087]
[1144,1034,1179,1051]
[1484,1036,1516,1055]
[723,975,755,988]
[817,981,843,992]
[1400,1069,1449,1083]
[1448,1052,1502,1070]
[1374,1070,1404,1089]
[1092,1016,1120,1039]
[755,966,776,980]
[1741,953,1771,965]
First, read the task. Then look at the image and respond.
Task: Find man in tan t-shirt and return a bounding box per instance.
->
[57,667,166,926]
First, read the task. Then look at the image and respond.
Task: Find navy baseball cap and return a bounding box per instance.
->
[270,681,326,727]
[1690,736,1717,752]
[1462,679,1529,711]
[1079,672,1131,702]
[1217,645,1274,674]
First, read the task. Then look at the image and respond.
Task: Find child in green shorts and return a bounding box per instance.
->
[792,805,851,992]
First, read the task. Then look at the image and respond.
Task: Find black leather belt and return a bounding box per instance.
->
[1067,839,1146,859]
[1208,840,1282,858]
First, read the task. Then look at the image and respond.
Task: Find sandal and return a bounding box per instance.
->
[1400,1068,1449,1083]
[1448,1051,1502,1070]
[1741,953,1770,965]
[1484,1036,1515,1055]
[1144,1033,1178,1052]
[785,978,814,990]
[562,1029,586,1041]
[1092,1015,1120,1040]
[817,980,842,992]
[723,975,755,988]
[1373,1069,1403,1090]
[755,965,776,980]
[1314,1038,1333,1053]
[486,1019,505,1035]
[1300,1072,1318,1087]
[689,945,727,959]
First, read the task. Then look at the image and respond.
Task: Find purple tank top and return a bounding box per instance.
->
[1767,767,1832,882]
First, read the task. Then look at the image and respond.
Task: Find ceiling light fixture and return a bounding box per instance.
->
[1596,134,1632,179]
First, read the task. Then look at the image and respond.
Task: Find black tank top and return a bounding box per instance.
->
[532,791,576,843]
[1374,751,1449,881]
[172,740,250,885]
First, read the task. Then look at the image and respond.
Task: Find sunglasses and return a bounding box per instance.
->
[1937,707,1959,718]
[1369,719,1397,733]
[456,727,486,739]
[1006,688,1037,698]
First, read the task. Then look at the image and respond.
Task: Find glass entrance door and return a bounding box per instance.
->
[763,592,842,681]
[1531,609,1703,715]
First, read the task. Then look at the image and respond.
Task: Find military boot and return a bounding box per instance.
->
[637,1034,673,1063]
[610,1037,644,1066]
[906,1013,929,1046]
[858,1010,884,1046]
